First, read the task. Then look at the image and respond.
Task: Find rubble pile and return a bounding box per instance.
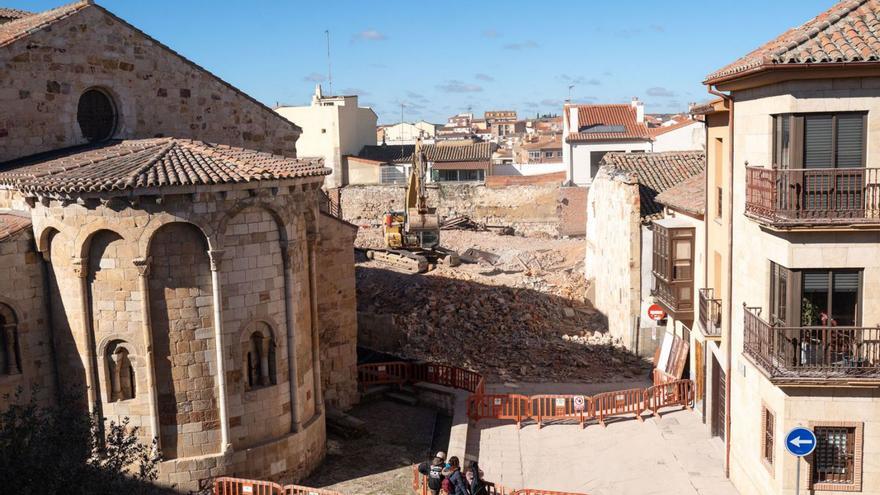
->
[356,229,650,382]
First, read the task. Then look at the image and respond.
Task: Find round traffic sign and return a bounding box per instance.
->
[785,426,817,457]
[573,395,585,411]
[647,304,666,321]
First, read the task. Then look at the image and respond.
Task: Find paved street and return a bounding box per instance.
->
[472,382,739,495]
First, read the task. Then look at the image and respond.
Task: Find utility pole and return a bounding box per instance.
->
[325,30,332,95]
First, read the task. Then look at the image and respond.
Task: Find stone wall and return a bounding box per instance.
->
[556,186,588,237]
[317,213,358,411]
[585,167,642,349]
[0,3,301,162]
[0,228,54,404]
[338,183,585,237]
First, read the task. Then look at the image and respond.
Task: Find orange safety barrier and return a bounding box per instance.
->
[213,477,345,495]
[646,379,694,418]
[529,395,592,429]
[593,388,645,427]
[357,362,694,429]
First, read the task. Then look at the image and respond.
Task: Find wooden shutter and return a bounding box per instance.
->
[836,114,865,168]
[804,115,834,169]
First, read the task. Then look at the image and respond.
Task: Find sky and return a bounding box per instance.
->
[11,0,838,124]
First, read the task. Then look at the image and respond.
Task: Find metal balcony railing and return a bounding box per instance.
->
[745,166,880,226]
[743,305,880,381]
[698,288,722,338]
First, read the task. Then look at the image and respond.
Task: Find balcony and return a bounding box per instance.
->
[743,306,880,384]
[698,288,722,338]
[745,166,880,228]
[651,277,694,321]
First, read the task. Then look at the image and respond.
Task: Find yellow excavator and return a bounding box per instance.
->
[365,139,460,273]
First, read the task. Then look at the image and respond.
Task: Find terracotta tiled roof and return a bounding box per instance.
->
[0,138,328,195]
[0,7,33,21]
[0,212,31,242]
[600,151,705,219]
[566,104,651,143]
[655,171,706,217]
[357,143,497,164]
[0,1,86,47]
[705,0,880,84]
[521,136,563,150]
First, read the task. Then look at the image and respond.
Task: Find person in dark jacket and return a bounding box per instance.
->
[442,456,469,495]
[467,461,487,495]
[417,451,446,495]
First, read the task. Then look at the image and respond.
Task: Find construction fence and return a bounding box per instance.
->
[412,464,587,495]
[358,361,694,428]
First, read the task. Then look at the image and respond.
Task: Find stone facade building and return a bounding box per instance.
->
[0,1,358,491]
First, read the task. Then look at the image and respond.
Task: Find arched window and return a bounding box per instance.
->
[0,304,21,375]
[77,89,117,142]
[107,342,135,402]
[245,323,277,390]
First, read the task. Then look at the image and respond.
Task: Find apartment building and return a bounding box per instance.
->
[693,2,880,493]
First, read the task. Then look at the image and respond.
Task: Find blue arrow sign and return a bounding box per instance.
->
[785,426,817,457]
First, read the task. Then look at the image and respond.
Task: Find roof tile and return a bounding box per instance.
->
[357,143,497,164]
[600,151,705,219]
[0,138,328,195]
[0,212,31,241]
[566,104,651,143]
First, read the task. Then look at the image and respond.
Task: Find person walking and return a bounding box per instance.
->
[417,451,446,495]
[467,461,487,495]
[442,456,468,495]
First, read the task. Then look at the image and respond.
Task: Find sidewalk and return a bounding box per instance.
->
[471,382,739,495]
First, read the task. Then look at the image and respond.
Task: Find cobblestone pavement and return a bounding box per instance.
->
[473,382,740,495]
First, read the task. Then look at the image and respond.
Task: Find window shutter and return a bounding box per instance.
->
[804,115,833,169]
[836,114,864,168]
[833,272,860,292]
[803,271,829,291]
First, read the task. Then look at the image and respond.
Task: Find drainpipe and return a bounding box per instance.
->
[708,85,734,479]
[207,250,231,452]
[133,257,161,449]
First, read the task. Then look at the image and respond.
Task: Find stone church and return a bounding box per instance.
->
[0,1,358,490]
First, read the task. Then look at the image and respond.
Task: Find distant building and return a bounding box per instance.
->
[275,85,377,187]
[649,117,705,152]
[515,135,563,163]
[351,142,497,184]
[562,98,653,185]
[378,121,437,145]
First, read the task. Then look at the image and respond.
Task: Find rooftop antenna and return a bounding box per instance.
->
[325,29,332,95]
[567,84,574,103]
[400,102,405,125]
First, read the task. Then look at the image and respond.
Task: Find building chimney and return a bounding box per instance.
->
[569,106,579,132]
[631,97,644,123]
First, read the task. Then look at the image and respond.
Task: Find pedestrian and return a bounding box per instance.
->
[417,451,446,495]
[466,461,487,495]
[441,456,468,495]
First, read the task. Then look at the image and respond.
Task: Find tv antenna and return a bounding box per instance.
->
[325,29,332,95]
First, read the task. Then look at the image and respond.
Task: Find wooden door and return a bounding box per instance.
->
[711,356,726,441]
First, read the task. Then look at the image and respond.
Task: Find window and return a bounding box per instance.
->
[107,343,135,402]
[77,89,117,142]
[244,323,277,390]
[590,150,625,178]
[529,151,541,160]
[773,113,865,169]
[544,151,554,158]
[651,224,695,314]
[0,304,21,375]
[435,169,485,182]
[769,263,862,327]
[716,187,723,219]
[761,406,775,468]
[810,423,863,491]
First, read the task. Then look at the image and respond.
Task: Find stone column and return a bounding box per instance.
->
[133,257,161,446]
[73,256,99,415]
[281,241,302,432]
[208,249,231,452]
[306,227,323,416]
[110,350,122,402]
[2,324,18,375]
[259,336,270,387]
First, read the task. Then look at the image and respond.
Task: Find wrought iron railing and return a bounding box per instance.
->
[743,305,880,380]
[698,288,722,337]
[745,166,880,225]
[318,189,341,218]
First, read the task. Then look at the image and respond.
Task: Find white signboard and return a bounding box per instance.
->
[657,332,674,373]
